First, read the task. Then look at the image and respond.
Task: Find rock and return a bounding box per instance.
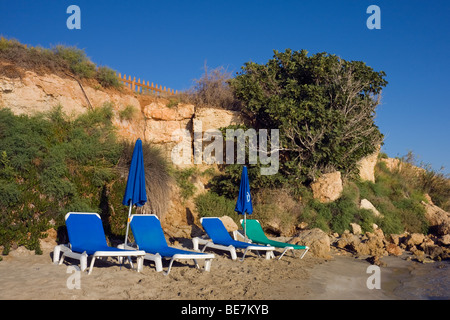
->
[380,158,403,172]
[291,228,331,259]
[297,222,309,230]
[361,231,387,256]
[219,216,238,233]
[143,101,194,121]
[356,146,380,182]
[390,234,401,246]
[386,243,403,256]
[310,171,343,203]
[439,234,450,246]
[421,201,450,236]
[39,228,58,253]
[350,223,362,235]
[406,233,425,247]
[360,199,382,217]
[366,255,387,267]
[336,232,361,251]
[193,107,243,132]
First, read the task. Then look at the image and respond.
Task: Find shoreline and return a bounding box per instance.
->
[0,245,448,300]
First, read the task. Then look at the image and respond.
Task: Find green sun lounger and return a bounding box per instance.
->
[241,219,309,260]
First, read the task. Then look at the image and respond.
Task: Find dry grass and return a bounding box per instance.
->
[185,66,241,110]
[116,140,172,219]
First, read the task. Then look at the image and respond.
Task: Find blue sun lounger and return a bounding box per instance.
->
[129,214,215,275]
[193,217,275,261]
[53,212,146,275]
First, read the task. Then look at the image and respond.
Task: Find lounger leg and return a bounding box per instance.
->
[59,253,66,265]
[87,256,96,275]
[154,254,163,272]
[80,252,88,272]
[53,245,61,264]
[164,258,175,276]
[300,247,309,259]
[229,246,237,261]
[278,248,290,260]
[239,248,250,262]
[193,259,200,269]
[204,259,212,272]
[192,238,199,251]
[137,256,144,272]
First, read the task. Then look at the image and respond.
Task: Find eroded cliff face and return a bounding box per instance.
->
[0,67,243,160]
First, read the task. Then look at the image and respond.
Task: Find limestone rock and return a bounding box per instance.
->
[193,107,243,132]
[219,216,239,232]
[310,171,343,203]
[291,228,331,259]
[350,223,362,235]
[385,243,403,256]
[356,146,380,182]
[360,199,382,217]
[421,201,450,236]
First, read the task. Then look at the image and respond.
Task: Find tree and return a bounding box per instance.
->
[229,49,388,182]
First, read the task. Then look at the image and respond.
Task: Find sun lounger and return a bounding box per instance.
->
[53,212,146,275]
[129,214,215,275]
[240,219,309,260]
[193,217,275,261]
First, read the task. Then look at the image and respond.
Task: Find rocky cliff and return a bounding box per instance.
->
[0,66,243,161]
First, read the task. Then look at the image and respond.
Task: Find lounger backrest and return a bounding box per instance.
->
[65,212,108,252]
[243,219,269,243]
[130,214,168,250]
[201,218,233,244]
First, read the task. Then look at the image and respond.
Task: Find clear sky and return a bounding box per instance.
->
[1,0,449,174]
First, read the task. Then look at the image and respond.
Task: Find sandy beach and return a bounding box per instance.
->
[1,242,448,301]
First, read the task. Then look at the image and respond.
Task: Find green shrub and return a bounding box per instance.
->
[0,105,134,253]
[172,168,198,200]
[119,105,137,121]
[195,192,237,222]
[97,66,121,88]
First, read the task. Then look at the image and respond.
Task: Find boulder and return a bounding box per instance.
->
[385,243,403,256]
[219,216,239,232]
[310,171,343,203]
[421,201,450,236]
[291,228,331,259]
[360,199,382,217]
[356,146,380,182]
[350,223,362,235]
[406,233,425,247]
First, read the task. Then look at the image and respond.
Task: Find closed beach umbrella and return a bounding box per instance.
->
[235,166,253,240]
[123,138,147,247]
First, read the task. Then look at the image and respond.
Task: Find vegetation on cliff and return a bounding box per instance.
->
[0,37,121,88]
[0,105,170,255]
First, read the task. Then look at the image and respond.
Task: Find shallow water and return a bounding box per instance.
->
[392,260,450,300]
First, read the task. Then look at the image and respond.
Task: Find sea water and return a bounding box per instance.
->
[392,260,450,300]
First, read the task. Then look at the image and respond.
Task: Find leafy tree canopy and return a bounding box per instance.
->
[229,49,388,182]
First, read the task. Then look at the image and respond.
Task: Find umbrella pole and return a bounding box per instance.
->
[122,204,134,270]
[244,213,247,241]
[124,204,133,247]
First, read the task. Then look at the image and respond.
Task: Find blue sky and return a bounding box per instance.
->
[1,0,449,174]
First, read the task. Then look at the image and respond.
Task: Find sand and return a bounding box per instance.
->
[0,244,448,301]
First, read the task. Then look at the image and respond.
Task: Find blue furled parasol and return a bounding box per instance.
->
[122,139,147,247]
[235,166,253,240]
